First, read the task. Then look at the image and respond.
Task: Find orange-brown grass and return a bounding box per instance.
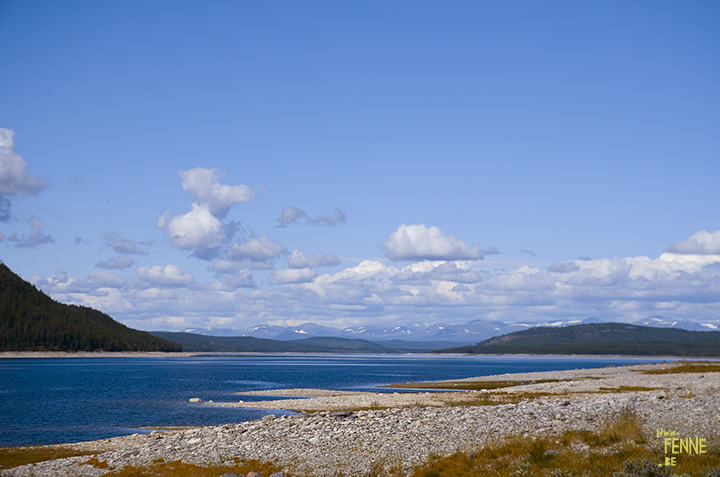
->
[0,445,97,470]
[597,386,659,393]
[407,410,720,477]
[639,362,720,375]
[104,458,283,477]
[81,456,110,468]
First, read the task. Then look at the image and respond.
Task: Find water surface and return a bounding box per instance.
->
[0,354,671,447]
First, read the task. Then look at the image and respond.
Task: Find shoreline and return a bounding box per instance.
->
[2,350,716,359]
[3,361,719,476]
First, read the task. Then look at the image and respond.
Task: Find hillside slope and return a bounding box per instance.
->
[0,263,182,351]
[440,323,720,356]
[149,332,398,353]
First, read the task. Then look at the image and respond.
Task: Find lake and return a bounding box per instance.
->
[0,354,672,447]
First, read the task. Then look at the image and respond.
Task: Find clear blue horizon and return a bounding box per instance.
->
[1,1,719,331]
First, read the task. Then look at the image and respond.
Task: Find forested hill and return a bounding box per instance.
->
[0,263,182,352]
[439,323,720,356]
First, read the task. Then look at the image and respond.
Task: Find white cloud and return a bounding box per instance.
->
[9,216,54,248]
[158,167,259,259]
[278,206,346,227]
[278,206,307,226]
[96,256,134,270]
[179,167,261,218]
[222,269,256,288]
[31,227,720,332]
[287,249,340,268]
[87,270,125,289]
[666,229,720,255]
[103,231,146,255]
[136,265,194,288]
[380,223,483,261]
[272,268,317,284]
[226,236,285,262]
[308,208,346,226]
[158,204,232,260]
[0,128,49,196]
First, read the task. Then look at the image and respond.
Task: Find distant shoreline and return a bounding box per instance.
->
[1,350,717,359]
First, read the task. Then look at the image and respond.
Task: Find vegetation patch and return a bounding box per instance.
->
[597,386,660,393]
[103,458,282,476]
[638,362,720,375]
[406,410,720,477]
[0,445,98,469]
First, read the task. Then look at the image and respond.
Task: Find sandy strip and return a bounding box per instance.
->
[207,361,720,411]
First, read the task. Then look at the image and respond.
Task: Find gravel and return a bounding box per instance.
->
[3,361,719,477]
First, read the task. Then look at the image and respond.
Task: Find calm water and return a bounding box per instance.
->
[0,354,671,447]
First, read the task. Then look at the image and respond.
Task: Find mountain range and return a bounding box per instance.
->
[182,315,719,345]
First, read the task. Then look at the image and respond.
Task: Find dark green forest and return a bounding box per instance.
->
[150,332,398,353]
[440,323,720,356]
[0,263,182,352]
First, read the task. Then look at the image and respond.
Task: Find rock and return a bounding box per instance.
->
[262,414,276,421]
[188,397,202,403]
[248,472,262,477]
[330,411,353,418]
[270,472,285,477]
[220,473,241,477]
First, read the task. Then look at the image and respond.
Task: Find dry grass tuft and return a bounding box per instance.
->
[104,458,282,477]
[0,445,98,470]
[639,362,720,375]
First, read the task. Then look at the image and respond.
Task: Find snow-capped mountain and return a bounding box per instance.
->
[182,327,244,336]
[632,316,717,331]
[179,316,719,342]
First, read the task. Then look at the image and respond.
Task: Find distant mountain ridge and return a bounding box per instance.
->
[182,315,718,344]
[440,323,720,357]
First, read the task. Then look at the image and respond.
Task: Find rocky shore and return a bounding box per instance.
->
[3,361,719,477]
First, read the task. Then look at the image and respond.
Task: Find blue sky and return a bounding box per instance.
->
[1,1,719,331]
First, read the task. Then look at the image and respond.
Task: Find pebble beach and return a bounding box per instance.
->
[3,361,719,476]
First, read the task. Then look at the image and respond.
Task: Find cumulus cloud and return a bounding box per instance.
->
[96,256,134,270]
[380,223,483,261]
[179,167,262,218]
[87,270,125,289]
[272,268,317,284]
[158,168,259,259]
[278,206,307,226]
[666,229,720,255]
[104,232,147,255]
[9,216,54,248]
[308,208,347,226]
[223,269,255,288]
[287,249,340,268]
[158,205,239,260]
[425,261,482,283]
[30,227,720,331]
[136,265,193,288]
[0,128,49,196]
[548,261,580,273]
[277,206,346,227]
[74,236,89,245]
[226,236,285,262]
